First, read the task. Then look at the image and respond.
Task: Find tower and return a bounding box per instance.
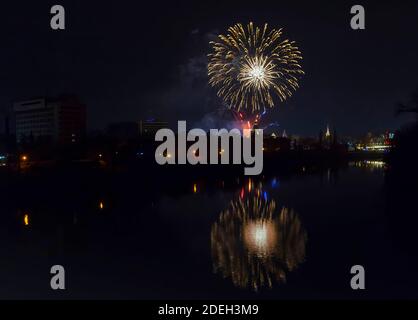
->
[325,125,331,139]
[282,130,287,138]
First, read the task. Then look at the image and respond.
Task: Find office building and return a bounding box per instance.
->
[13,95,86,144]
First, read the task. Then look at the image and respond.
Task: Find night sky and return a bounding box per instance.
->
[0,0,417,136]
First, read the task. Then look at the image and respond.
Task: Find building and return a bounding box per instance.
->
[13,95,86,144]
[325,125,331,138]
[356,131,394,152]
[319,124,337,149]
[139,119,168,137]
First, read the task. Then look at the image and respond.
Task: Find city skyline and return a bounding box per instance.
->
[3,94,399,144]
[0,1,417,136]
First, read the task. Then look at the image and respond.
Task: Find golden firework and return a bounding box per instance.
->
[208,22,304,113]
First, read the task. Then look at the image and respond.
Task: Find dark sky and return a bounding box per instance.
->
[0,0,417,136]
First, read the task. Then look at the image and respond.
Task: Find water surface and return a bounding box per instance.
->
[1,160,417,299]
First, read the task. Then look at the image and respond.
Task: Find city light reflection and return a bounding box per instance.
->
[23,213,29,226]
[350,160,386,171]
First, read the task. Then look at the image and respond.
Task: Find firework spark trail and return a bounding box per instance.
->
[208,22,304,114]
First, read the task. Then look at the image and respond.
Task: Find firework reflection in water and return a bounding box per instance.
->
[211,182,307,291]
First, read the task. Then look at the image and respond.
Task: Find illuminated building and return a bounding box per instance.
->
[282,129,287,138]
[318,124,336,150]
[325,125,331,138]
[13,95,86,144]
[355,131,395,152]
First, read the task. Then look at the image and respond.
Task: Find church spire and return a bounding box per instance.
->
[325,125,331,138]
[282,129,287,138]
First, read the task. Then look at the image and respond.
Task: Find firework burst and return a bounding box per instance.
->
[208,22,304,113]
